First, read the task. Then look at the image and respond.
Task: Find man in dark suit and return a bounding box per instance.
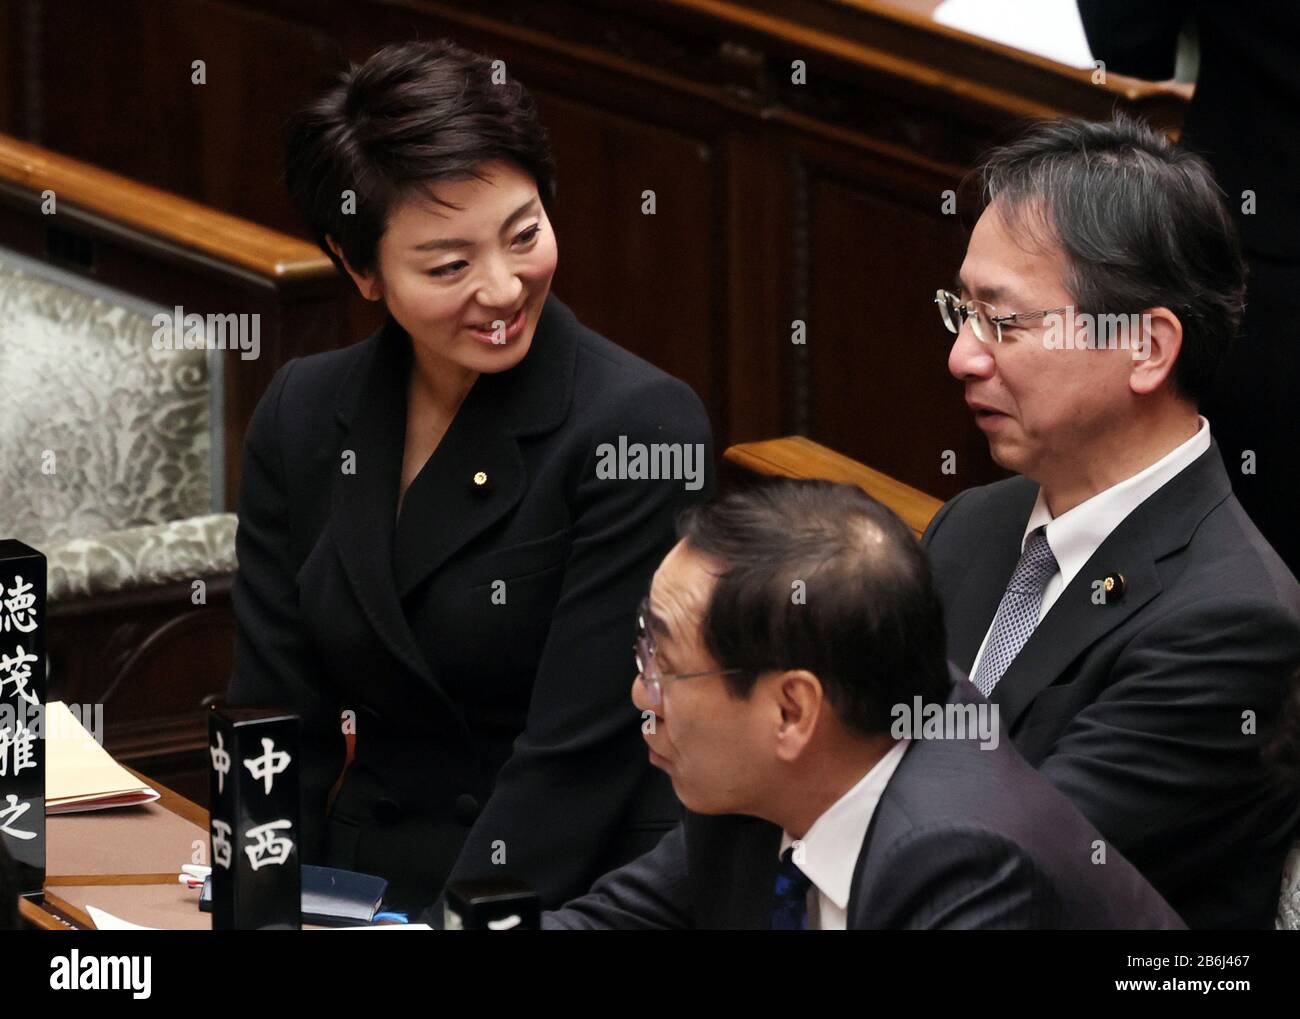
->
[929,116,1300,928]
[1077,1,1300,575]
[544,480,1184,929]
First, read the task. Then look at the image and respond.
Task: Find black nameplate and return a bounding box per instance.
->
[0,540,46,900]
[444,878,539,931]
[208,707,301,930]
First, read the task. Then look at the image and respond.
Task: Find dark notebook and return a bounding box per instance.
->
[199,865,388,926]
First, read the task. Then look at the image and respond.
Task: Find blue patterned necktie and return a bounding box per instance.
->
[971,526,1059,696]
[770,846,814,930]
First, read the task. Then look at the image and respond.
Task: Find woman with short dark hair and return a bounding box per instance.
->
[227,39,711,913]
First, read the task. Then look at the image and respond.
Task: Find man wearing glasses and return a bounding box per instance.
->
[926,115,1300,928]
[542,479,1183,929]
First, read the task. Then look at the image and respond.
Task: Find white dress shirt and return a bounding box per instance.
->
[777,738,911,930]
[969,416,1211,677]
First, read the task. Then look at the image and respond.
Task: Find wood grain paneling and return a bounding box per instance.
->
[805,167,1000,497]
[4,0,1190,468]
[537,90,721,427]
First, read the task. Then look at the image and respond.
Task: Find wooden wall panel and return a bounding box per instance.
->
[806,171,999,498]
[29,0,338,236]
[4,0,1188,491]
[537,90,721,431]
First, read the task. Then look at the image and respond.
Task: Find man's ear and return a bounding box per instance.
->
[326,235,383,302]
[1129,306,1182,396]
[772,669,823,763]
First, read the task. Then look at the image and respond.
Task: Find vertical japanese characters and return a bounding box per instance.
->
[207,708,301,929]
[0,540,47,896]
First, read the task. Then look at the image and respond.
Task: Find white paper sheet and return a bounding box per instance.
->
[87,905,433,930]
[934,0,1096,69]
[87,905,158,930]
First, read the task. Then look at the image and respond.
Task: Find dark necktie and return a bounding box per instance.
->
[770,846,814,930]
[971,526,1059,695]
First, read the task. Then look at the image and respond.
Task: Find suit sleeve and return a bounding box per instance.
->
[226,361,345,863]
[1035,593,1300,902]
[869,826,1059,929]
[442,374,713,907]
[1076,0,1190,80]
[542,823,694,929]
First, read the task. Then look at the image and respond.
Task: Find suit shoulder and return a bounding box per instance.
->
[882,736,1092,843]
[250,333,381,448]
[277,334,374,404]
[573,324,688,390]
[924,475,1036,549]
[941,475,1036,521]
[1179,495,1300,613]
[570,327,710,437]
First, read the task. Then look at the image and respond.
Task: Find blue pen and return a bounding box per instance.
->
[373,911,409,924]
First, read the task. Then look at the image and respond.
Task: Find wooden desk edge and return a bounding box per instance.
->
[124,764,209,829]
[725,437,943,537]
[22,769,208,929]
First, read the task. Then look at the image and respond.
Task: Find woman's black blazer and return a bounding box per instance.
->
[226,294,713,911]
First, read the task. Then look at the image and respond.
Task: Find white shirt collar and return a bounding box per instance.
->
[778,739,910,911]
[1023,416,1211,590]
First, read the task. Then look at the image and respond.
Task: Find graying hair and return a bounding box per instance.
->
[968,115,1246,405]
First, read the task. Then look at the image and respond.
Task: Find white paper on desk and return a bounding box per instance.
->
[86,905,158,931]
[934,0,1095,69]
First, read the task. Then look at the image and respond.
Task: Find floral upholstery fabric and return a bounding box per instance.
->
[1279,842,1300,929]
[0,250,233,601]
[45,512,237,601]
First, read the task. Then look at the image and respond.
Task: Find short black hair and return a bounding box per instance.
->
[967,115,1246,406]
[284,38,557,277]
[677,478,951,738]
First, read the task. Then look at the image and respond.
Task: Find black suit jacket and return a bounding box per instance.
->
[923,442,1300,928]
[226,294,712,912]
[544,680,1184,930]
[1078,0,1300,259]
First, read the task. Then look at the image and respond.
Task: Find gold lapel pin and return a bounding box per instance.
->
[471,470,491,494]
[1102,572,1126,602]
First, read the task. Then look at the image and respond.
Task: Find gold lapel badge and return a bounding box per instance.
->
[1102,572,1126,603]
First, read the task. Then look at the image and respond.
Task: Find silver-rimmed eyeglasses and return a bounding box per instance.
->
[935,288,1070,344]
[634,597,743,708]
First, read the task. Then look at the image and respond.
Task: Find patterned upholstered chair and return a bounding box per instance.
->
[1278,833,1300,929]
[0,247,236,603]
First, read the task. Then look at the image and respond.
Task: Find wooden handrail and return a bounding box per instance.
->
[655,0,1192,123]
[725,436,943,538]
[0,133,333,285]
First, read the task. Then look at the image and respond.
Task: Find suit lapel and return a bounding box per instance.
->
[390,294,576,599]
[391,380,526,599]
[329,317,451,697]
[846,747,915,928]
[991,528,1161,727]
[990,444,1233,728]
[327,299,578,697]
